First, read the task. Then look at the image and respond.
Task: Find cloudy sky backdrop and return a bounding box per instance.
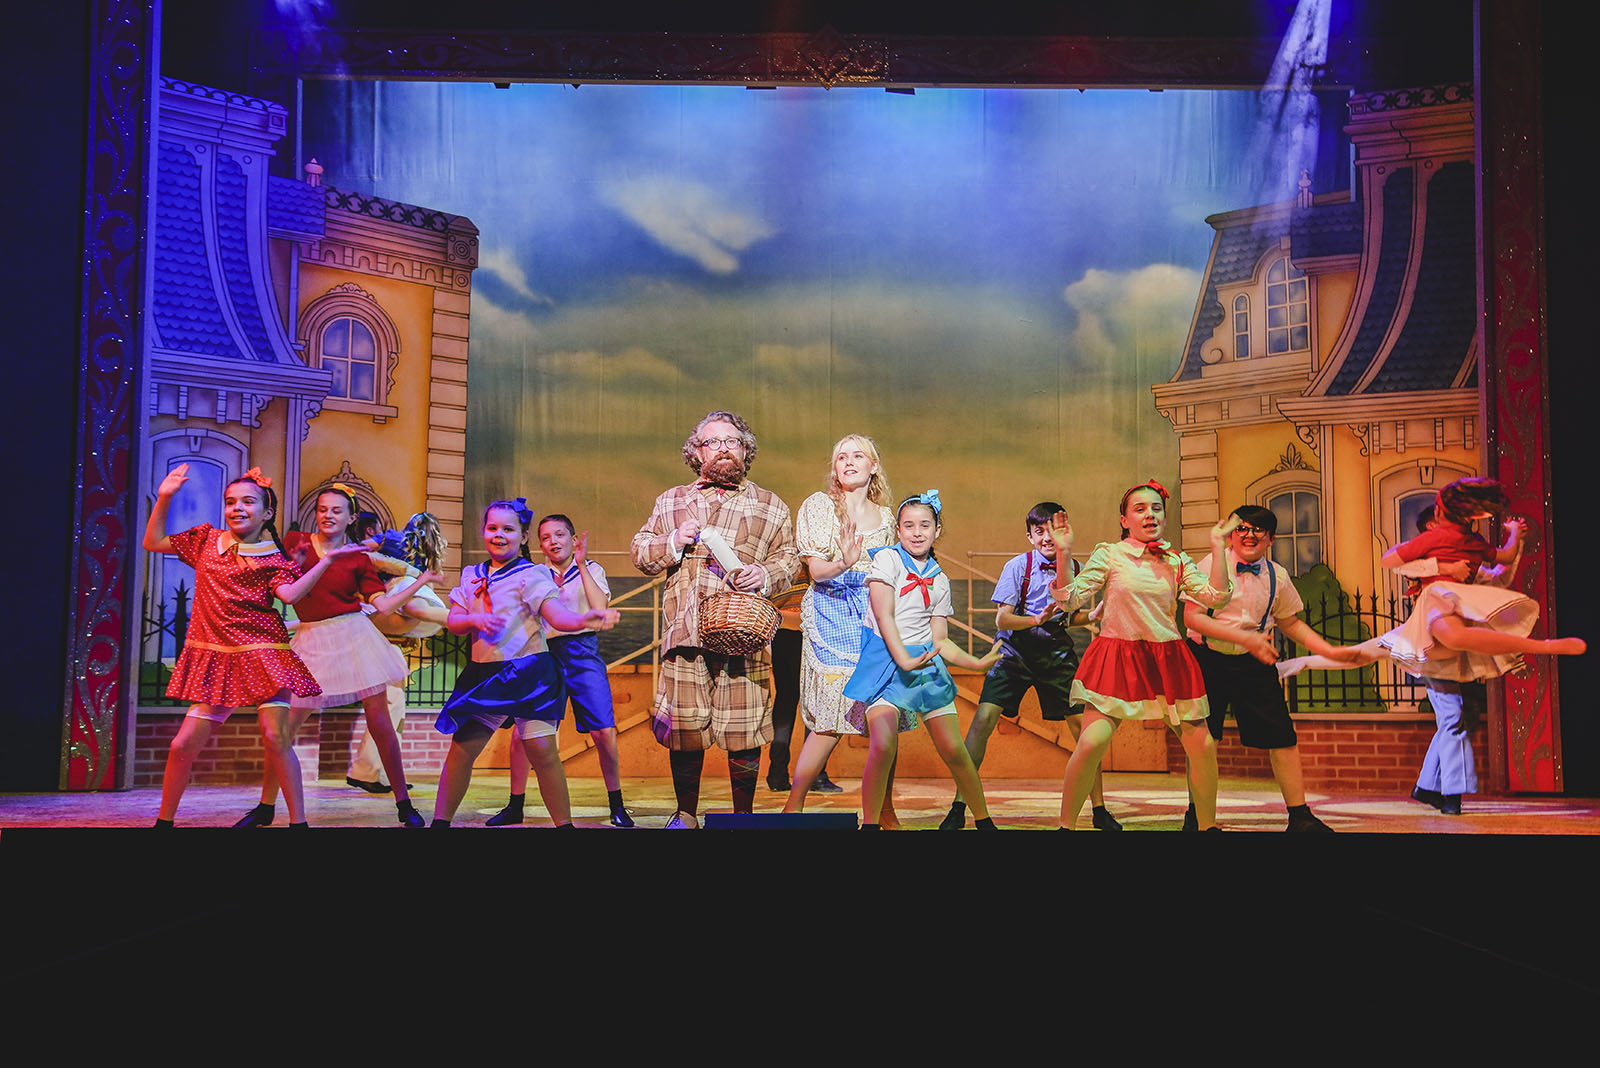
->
[304,82,1274,563]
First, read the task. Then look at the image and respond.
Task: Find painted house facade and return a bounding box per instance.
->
[140,77,478,675]
[1153,84,1479,662]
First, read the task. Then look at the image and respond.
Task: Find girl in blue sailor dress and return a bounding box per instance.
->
[842,491,1002,830]
[430,498,618,828]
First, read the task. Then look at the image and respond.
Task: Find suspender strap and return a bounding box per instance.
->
[1203,556,1275,649]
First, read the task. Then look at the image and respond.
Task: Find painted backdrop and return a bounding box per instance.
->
[303,82,1310,561]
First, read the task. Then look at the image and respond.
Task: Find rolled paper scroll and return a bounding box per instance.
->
[698,528,747,577]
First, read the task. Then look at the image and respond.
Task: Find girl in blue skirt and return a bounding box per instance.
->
[842,491,1001,830]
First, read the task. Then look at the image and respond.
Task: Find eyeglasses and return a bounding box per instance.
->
[1235,524,1270,536]
[697,436,746,451]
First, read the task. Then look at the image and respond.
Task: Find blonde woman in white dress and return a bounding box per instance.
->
[781,434,909,825]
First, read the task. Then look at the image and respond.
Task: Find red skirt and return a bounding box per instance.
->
[166,642,322,709]
[1069,636,1209,723]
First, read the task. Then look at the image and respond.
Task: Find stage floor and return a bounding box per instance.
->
[4,772,1599,832]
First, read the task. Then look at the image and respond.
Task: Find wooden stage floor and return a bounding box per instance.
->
[4,772,1599,832]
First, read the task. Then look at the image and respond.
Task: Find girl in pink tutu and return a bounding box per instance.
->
[1047,480,1254,831]
[239,483,442,828]
[144,465,363,827]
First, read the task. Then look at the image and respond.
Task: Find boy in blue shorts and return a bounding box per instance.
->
[939,502,1121,831]
[486,514,634,828]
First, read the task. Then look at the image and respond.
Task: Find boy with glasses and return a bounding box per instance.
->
[1181,505,1348,832]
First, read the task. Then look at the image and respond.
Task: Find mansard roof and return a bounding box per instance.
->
[268,175,326,238]
[1172,209,1288,382]
[1289,200,1362,261]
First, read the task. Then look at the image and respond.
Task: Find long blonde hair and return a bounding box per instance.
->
[825,434,892,528]
[401,512,448,572]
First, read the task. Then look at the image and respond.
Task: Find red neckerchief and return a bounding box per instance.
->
[900,570,936,607]
[473,558,530,605]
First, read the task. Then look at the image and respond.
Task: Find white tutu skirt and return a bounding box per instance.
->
[290,610,411,707]
[1377,581,1539,682]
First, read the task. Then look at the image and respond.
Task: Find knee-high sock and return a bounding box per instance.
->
[669,748,704,815]
[728,747,761,813]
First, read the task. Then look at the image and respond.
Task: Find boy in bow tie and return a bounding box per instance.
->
[1181,505,1348,832]
[941,502,1121,831]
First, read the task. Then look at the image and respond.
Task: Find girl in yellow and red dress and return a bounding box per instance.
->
[144,465,360,827]
[239,483,442,828]
[1047,480,1252,831]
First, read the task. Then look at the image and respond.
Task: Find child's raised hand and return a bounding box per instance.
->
[584,607,621,631]
[1210,512,1241,545]
[418,568,446,587]
[157,463,190,499]
[475,613,508,642]
[1504,516,1527,544]
[573,531,589,565]
[1046,511,1073,553]
[977,641,1004,670]
[1035,601,1061,627]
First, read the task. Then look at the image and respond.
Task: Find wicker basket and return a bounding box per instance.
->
[698,590,781,656]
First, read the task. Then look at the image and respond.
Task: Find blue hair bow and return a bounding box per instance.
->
[512,496,533,525]
[898,488,942,518]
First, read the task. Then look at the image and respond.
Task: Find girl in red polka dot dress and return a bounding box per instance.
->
[144,465,365,827]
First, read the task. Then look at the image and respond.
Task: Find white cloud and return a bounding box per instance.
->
[477,246,555,308]
[600,177,775,274]
[1062,263,1200,366]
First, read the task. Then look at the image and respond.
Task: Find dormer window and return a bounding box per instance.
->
[1266,256,1309,355]
[1233,296,1251,360]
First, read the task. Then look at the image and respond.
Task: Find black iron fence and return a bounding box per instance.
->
[1281,587,1425,714]
[135,572,1430,715]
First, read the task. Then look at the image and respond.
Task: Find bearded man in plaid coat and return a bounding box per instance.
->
[631,410,799,828]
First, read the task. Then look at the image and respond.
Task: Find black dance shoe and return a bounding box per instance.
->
[232,803,274,828]
[1410,786,1444,810]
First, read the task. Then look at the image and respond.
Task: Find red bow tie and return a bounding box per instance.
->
[1039,559,1056,572]
[900,571,936,607]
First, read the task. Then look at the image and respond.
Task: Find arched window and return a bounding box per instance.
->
[320,317,379,402]
[1268,488,1322,576]
[300,283,401,422]
[1265,256,1309,355]
[1233,295,1250,360]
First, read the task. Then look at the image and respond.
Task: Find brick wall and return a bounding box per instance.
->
[132,710,455,788]
[134,704,1487,793]
[1165,715,1489,793]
